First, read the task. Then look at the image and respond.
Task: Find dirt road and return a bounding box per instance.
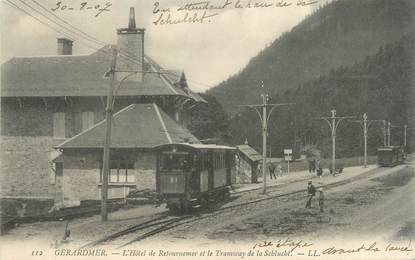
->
[152,163,415,259]
[1,162,414,260]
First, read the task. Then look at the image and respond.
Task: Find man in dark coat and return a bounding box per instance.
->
[305,180,316,208]
[308,159,316,173]
[269,163,276,179]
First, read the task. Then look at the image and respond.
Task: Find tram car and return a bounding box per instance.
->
[377,146,406,167]
[155,143,235,213]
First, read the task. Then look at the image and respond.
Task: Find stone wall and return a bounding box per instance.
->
[132,150,157,191]
[0,136,60,198]
[60,149,158,205]
[1,97,188,138]
[271,156,378,173]
[116,30,144,82]
[1,97,105,137]
[1,198,54,220]
[0,96,193,207]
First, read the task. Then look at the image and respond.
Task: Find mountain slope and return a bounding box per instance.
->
[208,0,414,114]
[229,32,414,157]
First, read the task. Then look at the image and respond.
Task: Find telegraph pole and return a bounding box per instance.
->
[387,121,391,146]
[238,82,294,193]
[315,109,355,175]
[390,124,410,148]
[101,45,118,221]
[261,91,267,193]
[351,113,383,168]
[404,125,407,148]
[363,113,368,167]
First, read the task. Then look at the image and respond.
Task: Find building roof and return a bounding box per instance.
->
[57,103,200,149]
[1,45,205,103]
[236,144,262,162]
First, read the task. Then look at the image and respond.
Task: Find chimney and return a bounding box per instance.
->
[128,7,136,29]
[116,7,145,82]
[57,38,73,55]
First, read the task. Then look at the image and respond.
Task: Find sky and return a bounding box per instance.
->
[0,0,328,91]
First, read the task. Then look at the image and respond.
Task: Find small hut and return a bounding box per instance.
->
[235,143,262,183]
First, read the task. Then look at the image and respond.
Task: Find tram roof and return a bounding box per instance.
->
[155,143,236,151]
[377,146,402,151]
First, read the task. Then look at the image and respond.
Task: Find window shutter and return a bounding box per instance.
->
[53,112,65,138]
[81,111,94,131]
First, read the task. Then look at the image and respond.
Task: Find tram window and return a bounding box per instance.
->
[214,155,218,169]
[220,154,223,168]
[160,152,190,171]
[214,153,225,169]
[213,154,217,169]
[202,153,207,171]
[206,155,208,170]
[200,153,204,171]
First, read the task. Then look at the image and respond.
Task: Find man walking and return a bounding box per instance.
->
[269,163,276,179]
[305,180,316,208]
[308,159,316,173]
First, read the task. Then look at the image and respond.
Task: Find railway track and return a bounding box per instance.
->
[79,214,184,249]
[80,165,406,248]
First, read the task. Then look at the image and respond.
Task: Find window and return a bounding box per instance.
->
[159,152,190,171]
[53,112,65,138]
[100,160,135,183]
[201,152,208,171]
[81,111,94,131]
[174,111,180,122]
[212,153,226,170]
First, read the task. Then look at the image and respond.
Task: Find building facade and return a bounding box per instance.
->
[55,103,201,206]
[0,8,204,212]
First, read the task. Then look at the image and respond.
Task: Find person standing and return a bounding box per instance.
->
[316,159,323,178]
[269,163,276,179]
[308,159,314,173]
[317,167,323,178]
[277,163,283,177]
[318,188,324,212]
[305,180,316,208]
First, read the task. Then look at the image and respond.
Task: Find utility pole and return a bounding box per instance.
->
[351,113,383,168]
[404,125,408,148]
[315,109,355,175]
[382,120,387,146]
[238,82,294,193]
[101,46,118,222]
[261,91,267,194]
[387,121,391,146]
[390,124,410,148]
[363,113,368,167]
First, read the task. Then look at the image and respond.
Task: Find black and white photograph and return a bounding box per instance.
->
[0,0,414,259]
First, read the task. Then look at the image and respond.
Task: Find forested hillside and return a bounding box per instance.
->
[229,32,414,158]
[208,0,414,115]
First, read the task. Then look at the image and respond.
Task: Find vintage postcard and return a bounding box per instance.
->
[0,0,414,259]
